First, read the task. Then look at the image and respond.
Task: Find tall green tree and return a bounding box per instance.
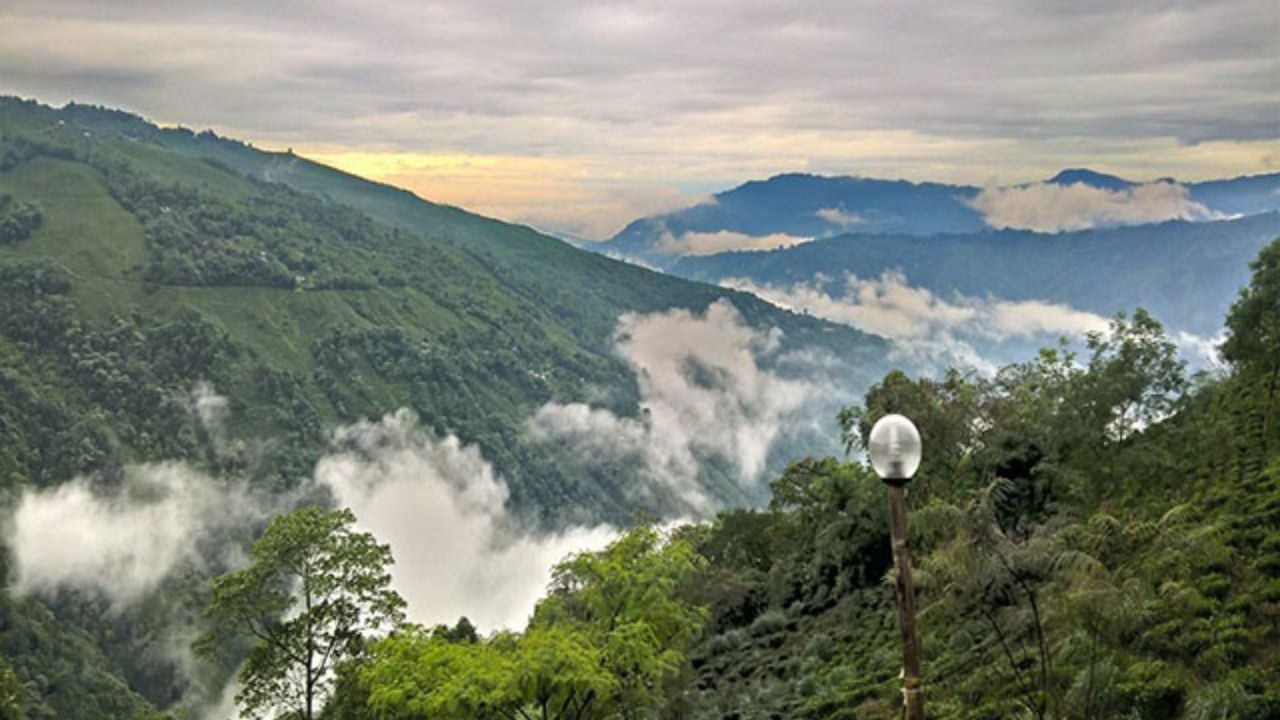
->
[1080,310,1185,446]
[357,526,706,720]
[363,625,613,720]
[196,507,405,720]
[536,525,708,719]
[1222,238,1280,449]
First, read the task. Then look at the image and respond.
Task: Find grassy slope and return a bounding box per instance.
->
[59,100,872,352]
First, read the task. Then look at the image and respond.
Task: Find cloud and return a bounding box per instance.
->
[603,249,661,271]
[1176,330,1226,370]
[7,2,1274,237]
[4,398,617,633]
[987,298,1114,338]
[654,229,813,256]
[530,299,820,513]
[815,206,863,228]
[722,272,1111,373]
[4,463,267,608]
[317,409,616,631]
[968,180,1225,232]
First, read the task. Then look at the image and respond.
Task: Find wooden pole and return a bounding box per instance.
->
[887,483,924,720]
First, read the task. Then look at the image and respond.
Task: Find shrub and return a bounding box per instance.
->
[750,609,788,637]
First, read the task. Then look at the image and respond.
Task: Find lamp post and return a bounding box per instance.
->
[868,413,924,720]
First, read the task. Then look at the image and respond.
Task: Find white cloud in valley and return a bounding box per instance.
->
[654,229,814,256]
[317,409,616,631]
[722,272,1112,372]
[0,296,846,632]
[3,398,617,632]
[530,299,820,513]
[1176,330,1227,369]
[968,180,1225,232]
[4,463,267,608]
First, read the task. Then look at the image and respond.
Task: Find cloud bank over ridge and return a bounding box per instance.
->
[721,272,1112,372]
[969,180,1226,232]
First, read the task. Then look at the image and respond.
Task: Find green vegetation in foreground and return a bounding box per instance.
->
[0,96,886,719]
[296,239,1276,719]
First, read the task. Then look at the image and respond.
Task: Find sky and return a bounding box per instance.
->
[3,0,1278,238]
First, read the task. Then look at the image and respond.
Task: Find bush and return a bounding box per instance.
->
[804,633,834,662]
[706,630,745,655]
[750,609,788,637]
[0,194,41,244]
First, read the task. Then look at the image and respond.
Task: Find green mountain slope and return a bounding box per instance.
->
[0,96,888,718]
[0,96,887,517]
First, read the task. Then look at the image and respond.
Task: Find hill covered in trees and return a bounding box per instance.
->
[0,97,888,718]
[306,239,1279,720]
[0,96,887,517]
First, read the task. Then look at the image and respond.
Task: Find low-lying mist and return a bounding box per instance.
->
[721,272,1224,372]
[530,299,845,514]
[1,300,857,690]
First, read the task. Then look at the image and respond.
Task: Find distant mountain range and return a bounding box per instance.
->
[671,213,1280,339]
[601,169,1280,270]
[593,168,1280,347]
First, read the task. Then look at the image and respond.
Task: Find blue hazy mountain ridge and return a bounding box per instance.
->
[607,173,988,264]
[670,212,1280,338]
[603,170,1280,269]
[1046,168,1136,191]
[1048,167,1280,217]
[1189,173,1280,216]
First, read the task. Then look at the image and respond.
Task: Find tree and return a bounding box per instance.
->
[363,624,613,720]
[196,506,405,720]
[917,480,1098,720]
[1222,238,1280,448]
[0,658,27,720]
[840,368,985,503]
[535,525,709,719]
[1060,310,1185,502]
[358,526,706,720]
[1081,310,1185,446]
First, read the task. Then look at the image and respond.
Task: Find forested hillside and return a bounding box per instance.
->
[322,238,1280,720]
[0,97,887,718]
[0,96,886,517]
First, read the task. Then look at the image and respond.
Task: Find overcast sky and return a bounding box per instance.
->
[4,0,1278,237]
